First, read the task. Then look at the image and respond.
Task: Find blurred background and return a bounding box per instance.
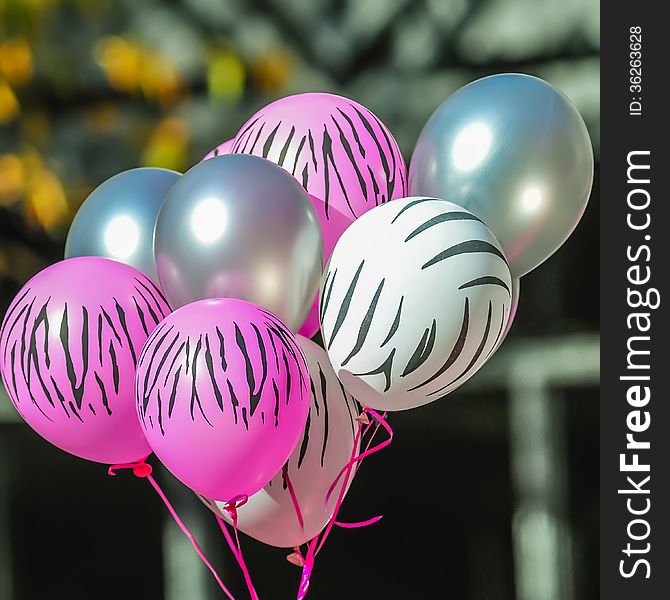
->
[0,1,598,599]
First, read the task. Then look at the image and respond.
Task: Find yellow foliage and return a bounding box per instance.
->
[0,38,34,87]
[95,36,185,105]
[95,36,143,93]
[140,51,185,106]
[142,117,190,171]
[0,148,68,231]
[0,154,26,206]
[252,49,294,93]
[153,116,190,144]
[25,0,57,10]
[26,167,68,230]
[208,52,245,100]
[0,79,20,123]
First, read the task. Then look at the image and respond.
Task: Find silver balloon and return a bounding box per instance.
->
[154,154,323,330]
[65,167,180,282]
[409,74,594,277]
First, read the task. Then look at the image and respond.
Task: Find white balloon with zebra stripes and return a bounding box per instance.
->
[320,197,513,411]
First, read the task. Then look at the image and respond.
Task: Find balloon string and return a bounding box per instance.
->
[297,546,315,600]
[315,416,367,556]
[324,408,393,512]
[362,410,387,454]
[283,464,305,532]
[334,515,383,528]
[108,459,236,600]
[291,538,317,600]
[288,409,393,599]
[288,422,364,600]
[215,509,260,600]
[331,411,387,529]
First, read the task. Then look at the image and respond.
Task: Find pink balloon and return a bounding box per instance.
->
[202,138,235,161]
[299,194,354,338]
[0,257,171,463]
[230,93,407,220]
[201,336,361,547]
[135,298,311,502]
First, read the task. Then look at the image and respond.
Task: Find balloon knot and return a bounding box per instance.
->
[224,494,248,514]
[222,494,249,523]
[132,462,153,478]
[355,412,370,425]
[107,455,152,478]
[286,552,304,567]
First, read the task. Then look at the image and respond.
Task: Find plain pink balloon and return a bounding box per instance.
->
[299,194,354,338]
[230,92,407,220]
[0,257,171,463]
[202,138,235,161]
[201,335,361,547]
[135,298,311,502]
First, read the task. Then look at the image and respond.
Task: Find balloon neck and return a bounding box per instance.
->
[132,462,153,478]
[286,551,304,567]
[354,412,371,425]
[221,494,249,531]
[223,494,249,518]
[107,454,152,478]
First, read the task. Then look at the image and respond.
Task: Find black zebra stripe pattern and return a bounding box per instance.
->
[136,300,310,435]
[229,93,407,220]
[320,196,512,411]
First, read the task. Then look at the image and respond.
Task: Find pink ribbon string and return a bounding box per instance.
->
[108,458,236,600]
[288,408,394,599]
[107,412,393,600]
[288,422,364,599]
[362,410,388,455]
[315,425,364,556]
[333,409,388,529]
[297,545,315,600]
[324,408,393,515]
[215,506,260,600]
[288,538,317,600]
[283,464,305,532]
[334,515,383,528]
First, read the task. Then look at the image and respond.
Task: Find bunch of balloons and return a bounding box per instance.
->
[0,74,593,598]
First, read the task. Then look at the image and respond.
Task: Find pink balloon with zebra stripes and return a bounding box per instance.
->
[202,137,234,161]
[298,195,354,338]
[135,298,311,502]
[0,257,171,463]
[228,92,408,220]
